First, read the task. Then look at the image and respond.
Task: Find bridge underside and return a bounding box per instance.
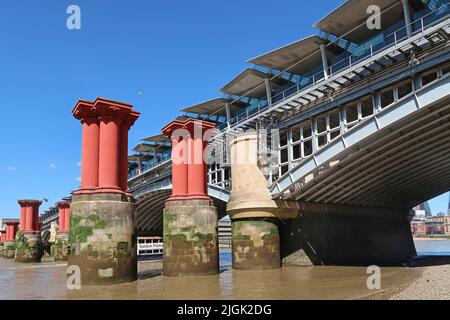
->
[135,190,228,236]
[281,87,450,209]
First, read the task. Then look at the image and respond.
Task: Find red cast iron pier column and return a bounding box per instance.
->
[15,200,43,263]
[54,201,71,261]
[161,118,219,276]
[69,97,140,285]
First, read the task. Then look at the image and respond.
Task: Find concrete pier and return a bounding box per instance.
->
[227,132,299,270]
[68,98,140,285]
[68,193,137,284]
[2,241,16,259]
[280,202,417,266]
[163,199,219,276]
[232,218,281,270]
[15,231,43,263]
[15,200,43,263]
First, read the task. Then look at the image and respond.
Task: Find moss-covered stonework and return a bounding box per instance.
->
[67,193,137,285]
[163,199,219,276]
[54,232,70,261]
[2,241,16,259]
[14,231,43,263]
[232,218,281,270]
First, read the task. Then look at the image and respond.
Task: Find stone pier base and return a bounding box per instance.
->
[232,218,281,270]
[14,232,43,263]
[280,203,417,266]
[2,241,16,259]
[67,193,137,285]
[163,199,219,277]
[54,232,70,261]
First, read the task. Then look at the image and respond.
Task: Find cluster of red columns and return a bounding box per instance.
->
[72,98,140,195]
[2,222,19,242]
[18,200,42,232]
[57,202,70,233]
[162,119,216,201]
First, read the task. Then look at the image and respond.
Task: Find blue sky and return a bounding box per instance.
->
[0,0,448,218]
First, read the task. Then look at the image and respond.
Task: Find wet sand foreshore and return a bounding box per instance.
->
[0,257,421,300]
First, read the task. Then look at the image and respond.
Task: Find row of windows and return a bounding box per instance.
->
[139,249,163,255]
[272,65,449,178]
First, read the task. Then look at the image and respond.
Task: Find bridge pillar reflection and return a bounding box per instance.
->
[69,98,140,285]
[227,133,299,270]
[161,119,219,276]
[54,201,71,261]
[15,200,43,263]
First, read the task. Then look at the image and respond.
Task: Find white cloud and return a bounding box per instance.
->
[76,161,81,166]
[76,177,81,182]
[49,162,56,169]
[7,166,16,172]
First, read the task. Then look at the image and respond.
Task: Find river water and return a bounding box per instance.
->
[0,240,448,300]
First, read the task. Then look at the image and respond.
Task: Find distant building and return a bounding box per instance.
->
[411,212,450,237]
[411,219,426,237]
[420,202,433,217]
[448,192,450,215]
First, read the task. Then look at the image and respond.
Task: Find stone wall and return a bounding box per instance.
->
[67,193,137,285]
[280,202,417,266]
[163,199,219,276]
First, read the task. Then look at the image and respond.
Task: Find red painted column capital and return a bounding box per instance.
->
[72,98,140,195]
[18,200,42,232]
[57,201,69,233]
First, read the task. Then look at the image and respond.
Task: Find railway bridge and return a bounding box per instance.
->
[128,0,450,270]
[0,0,449,285]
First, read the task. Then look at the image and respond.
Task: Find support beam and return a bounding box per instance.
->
[401,0,413,38]
[265,78,272,107]
[320,43,330,79]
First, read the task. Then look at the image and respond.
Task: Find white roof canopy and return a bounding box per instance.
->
[220,68,290,99]
[248,35,345,76]
[314,0,424,43]
[180,98,248,117]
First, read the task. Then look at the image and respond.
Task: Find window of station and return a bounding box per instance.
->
[345,103,358,124]
[421,70,438,86]
[329,110,340,130]
[442,65,450,76]
[304,140,313,156]
[360,96,373,118]
[279,129,288,147]
[293,144,301,160]
[303,123,312,138]
[397,81,413,100]
[317,115,327,134]
[280,148,288,164]
[292,126,301,143]
[318,135,328,148]
[379,89,394,109]
[289,121,313,164]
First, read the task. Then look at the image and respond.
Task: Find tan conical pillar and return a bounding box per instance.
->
[227,132,299,270]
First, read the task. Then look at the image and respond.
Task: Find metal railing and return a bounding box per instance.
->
[217,7,449,133]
